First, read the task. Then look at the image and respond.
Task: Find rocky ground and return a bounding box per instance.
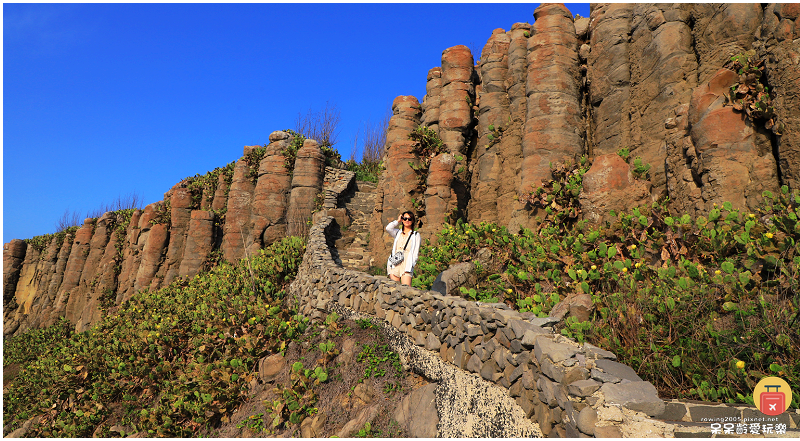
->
[205,315,428,438]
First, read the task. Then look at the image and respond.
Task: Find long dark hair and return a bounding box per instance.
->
[400,211,416,233]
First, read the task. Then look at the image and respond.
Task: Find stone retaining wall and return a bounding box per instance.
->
[293,216,800,437]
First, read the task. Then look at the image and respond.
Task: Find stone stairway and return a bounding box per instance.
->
[335,181,377,272]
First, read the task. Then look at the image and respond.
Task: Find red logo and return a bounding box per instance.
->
[754,377,791,416]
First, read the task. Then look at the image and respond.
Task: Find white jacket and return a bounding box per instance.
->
[385,220,421,275]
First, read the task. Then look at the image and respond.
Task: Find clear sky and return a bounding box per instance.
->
[3,3,591,243]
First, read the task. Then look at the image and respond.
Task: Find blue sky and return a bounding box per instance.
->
[3,3,591,243]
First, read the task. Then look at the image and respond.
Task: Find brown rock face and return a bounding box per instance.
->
[211,172,230,211]
[439,45,476,155]
[287,139,325,238]
[469,29,511,225]
[3,239,27,312]
[580,154,651,224]
[689,68,779,210]
[369,96,422,258]
[522,4,583,197]
[116,209,145,304]
[163,187,193,285]
[54,219,96,317]
[223,150,257,263]
[66,213,114,329]
[758,4,800,191]
[251,131,293,253]
[178,210,216,279]
[133,212,170,295]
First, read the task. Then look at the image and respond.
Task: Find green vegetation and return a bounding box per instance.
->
[3,236,306,437]
[183,162,236,209]
[725,50,783,135]
[408,125,448,187]
[413,160,799,407]
[345,158,383,183]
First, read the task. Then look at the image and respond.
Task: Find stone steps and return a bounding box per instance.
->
[337,181,377,273]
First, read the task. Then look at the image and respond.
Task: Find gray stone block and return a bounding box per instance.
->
[568,379,601,397]
[466,353,482,373]
[590,367,621,383]
[741,408,792,428]
[594,358,642,382]
[655,401,688,421]
[541,358,566,383]
[688,405,741,423]
[425,333,441,351]
[600,381,665,417]
[509,364,525,383]
[534,335,579,364]
[529,316,559,328]
[480,358,499,381]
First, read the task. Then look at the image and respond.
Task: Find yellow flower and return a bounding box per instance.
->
[629,244,637,250]
[492,229,497,232]
[765,232,774,239]
[635,262,641,268]
[590,265,597,270]
[736,360,745,369]
[749,213,755,218]
[715,270,721,275]
[622,267,628,273]
[506,289,513,293]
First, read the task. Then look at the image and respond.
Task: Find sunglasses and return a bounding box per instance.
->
[401,217,413,221]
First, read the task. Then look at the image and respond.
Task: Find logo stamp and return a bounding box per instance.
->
[754,376,792,416]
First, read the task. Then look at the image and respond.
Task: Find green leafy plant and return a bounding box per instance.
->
[631,157,651,180]
[724,50,782,134]
[3,236,307,437]
[412,181,800,407]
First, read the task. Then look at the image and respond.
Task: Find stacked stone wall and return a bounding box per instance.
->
[289,215,800,437]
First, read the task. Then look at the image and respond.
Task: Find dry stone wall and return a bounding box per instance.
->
[289,215,800,437]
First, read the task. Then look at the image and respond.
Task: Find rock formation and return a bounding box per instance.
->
[365,2,798,259]
[3,132,331,337]
[5,3,800,343]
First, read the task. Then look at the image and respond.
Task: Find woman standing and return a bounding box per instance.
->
[385,211,420,286]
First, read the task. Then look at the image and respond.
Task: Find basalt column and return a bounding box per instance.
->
[439,45,476,157]
[163,187,193,285]
[42,233,76,328]
[3,240,27,322]
[287,139,325,238]
[211,173,230,211]
[27,236,63,330]
[496,23,532,230]
[758,3,800,191]
[71,212,125,332]
[223,147,258,263]
[521,4,583,196]
[178,210,216,280]
[588,4,633,156]
[249,131,293,255]
[53,218,96,318]
[627,4,697,199]
[428,45,475,231]
[421,68,442,135]
[468,29,511,224]
[133,203,170,295]
[369,96,422,260]
[116,209,145,304]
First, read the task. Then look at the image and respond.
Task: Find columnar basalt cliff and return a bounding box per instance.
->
[4,6,800,420]
[368,2,799,252]
[3,131,328,337]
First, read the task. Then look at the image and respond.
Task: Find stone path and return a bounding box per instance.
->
[336,181,376,272]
